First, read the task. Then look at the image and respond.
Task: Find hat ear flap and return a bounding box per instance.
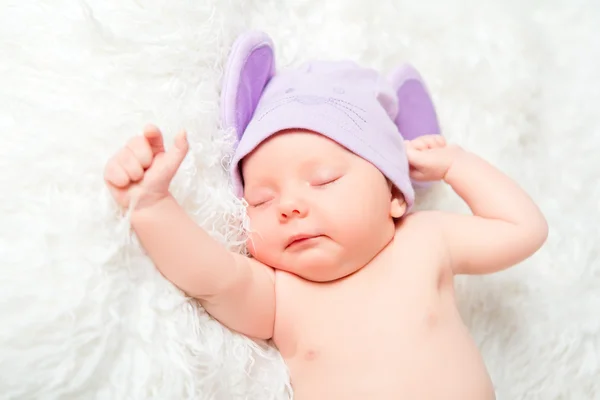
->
[388,64,442,189]
[220,31,276,140]
[387,64,441,141]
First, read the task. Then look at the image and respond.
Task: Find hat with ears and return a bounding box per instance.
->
[220,30,441,209]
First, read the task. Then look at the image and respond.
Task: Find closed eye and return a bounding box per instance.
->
[249,199,272,208]
[313,176,341,187]
[246,194,274,208]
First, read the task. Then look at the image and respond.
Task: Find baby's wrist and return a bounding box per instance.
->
[130,193,174,224]
[442,145,467,182]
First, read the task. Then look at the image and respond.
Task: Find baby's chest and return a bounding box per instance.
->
[272,260,447,360]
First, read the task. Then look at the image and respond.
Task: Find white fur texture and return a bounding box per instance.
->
[0,0,598,399]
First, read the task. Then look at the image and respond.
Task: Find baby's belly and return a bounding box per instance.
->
[273,269,495,400]
[286,318,494,400]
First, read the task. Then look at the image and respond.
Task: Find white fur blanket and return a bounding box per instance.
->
[1,0,598,399]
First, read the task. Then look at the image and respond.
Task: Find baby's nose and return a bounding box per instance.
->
[278,199,308,220]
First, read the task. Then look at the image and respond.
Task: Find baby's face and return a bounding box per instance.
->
[241,130,405,282]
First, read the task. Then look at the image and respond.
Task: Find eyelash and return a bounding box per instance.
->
[314,176,340,187]
[248,176,341,206]
[250,199,270,208]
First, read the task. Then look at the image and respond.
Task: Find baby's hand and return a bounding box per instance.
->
[405,135,462,181]
[104,124,189,210]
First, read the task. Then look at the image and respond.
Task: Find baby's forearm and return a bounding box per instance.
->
[444,148,547,231]
[130,195,242,299]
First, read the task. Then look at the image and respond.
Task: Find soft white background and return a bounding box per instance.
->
[1,0,598,399]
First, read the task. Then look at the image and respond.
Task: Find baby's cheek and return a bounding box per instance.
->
[246,235,258,257]
[246,229,271,259]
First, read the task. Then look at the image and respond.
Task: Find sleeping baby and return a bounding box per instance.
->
[103,31,548,399]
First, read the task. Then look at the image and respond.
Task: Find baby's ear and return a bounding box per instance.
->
[221,31,276,140]
[389,186,407,219]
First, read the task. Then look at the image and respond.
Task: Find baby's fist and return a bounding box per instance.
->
[405,135,461,182]
[104,124,188,210]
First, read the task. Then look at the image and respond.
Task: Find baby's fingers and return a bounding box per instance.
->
[434,135,446,146]
[104,158,130,188]
[127,136,154,169]
[143,124,165,155]
[161,130,189,175]
[406,134,445,150]
[116,148,144,182]
[405,146,428,167]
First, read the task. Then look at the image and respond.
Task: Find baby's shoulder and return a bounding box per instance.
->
[393,210,449,257]
[393,211,454,279]
[396,210,447,233]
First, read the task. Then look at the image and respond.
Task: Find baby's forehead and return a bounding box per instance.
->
[250,130,336,156]
[248,150,339,172]
[240,129,357,178]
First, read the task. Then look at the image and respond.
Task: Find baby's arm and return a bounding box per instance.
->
[438,149,548,275]
[131,196,275,340]
[104,125,274,340]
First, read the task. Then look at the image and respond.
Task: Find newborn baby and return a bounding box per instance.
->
[104,31,548,399]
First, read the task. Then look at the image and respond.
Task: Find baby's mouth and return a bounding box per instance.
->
[285,234,324,250]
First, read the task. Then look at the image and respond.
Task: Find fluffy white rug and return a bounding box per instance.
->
[1,0,598,399]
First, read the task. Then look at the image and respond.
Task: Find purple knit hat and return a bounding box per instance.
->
[220,31,441,209]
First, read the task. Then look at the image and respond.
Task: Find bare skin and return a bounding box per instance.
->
[104,126,548,399]
[274,213,495,399]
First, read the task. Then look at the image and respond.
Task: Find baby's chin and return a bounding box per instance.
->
[269,251,361,282]
[292,265,358,282]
